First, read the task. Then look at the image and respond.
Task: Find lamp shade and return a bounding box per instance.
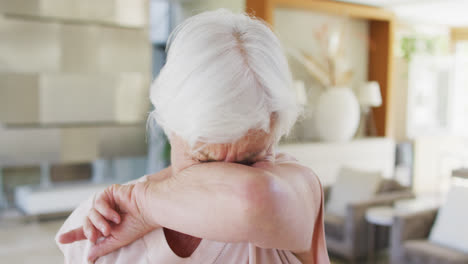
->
[359,81,382,107]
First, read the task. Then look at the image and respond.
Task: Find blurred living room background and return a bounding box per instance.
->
[1,0,467,263]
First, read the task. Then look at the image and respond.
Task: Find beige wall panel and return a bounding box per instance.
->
[97,26,151,74]
[0,125,146,166]
[0,73,149,125]
[0,126,99,166]
[113,0,148,28]
[0,17,150,74]
[60,127,99,163]
[61,24,151,74]
[0,1,150,170]
[40,0,114,23]
[0,0,148,27]
[0,0,41,15]
[114,73,150,123]
[60,24,101,73]
[0,127,62,166]
[39,74,117,124]
[0,73,39,123]
[98,125,147,158]
[0,16,60,73]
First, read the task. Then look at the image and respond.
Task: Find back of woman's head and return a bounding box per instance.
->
[150,9,299,146]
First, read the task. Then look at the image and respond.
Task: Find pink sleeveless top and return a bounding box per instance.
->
[55,175,314,264]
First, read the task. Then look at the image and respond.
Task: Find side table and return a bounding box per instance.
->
[365,206,395,264]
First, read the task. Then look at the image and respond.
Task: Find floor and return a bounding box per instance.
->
[0,211,385,264]
[0,216,63,263]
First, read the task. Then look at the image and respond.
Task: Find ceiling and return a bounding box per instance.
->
[335,0,413,6]
[336,0,468,26]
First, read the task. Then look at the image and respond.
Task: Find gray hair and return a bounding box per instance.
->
[149,9,299,146]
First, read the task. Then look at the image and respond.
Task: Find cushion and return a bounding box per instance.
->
[325,167,382,217]
[378,179,404,193]
[429,185,468,254]
[324,213,345,241]
[403,240,468,264]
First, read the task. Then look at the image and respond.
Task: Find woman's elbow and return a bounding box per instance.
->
[237,171,316,251]
[236,171,277,231]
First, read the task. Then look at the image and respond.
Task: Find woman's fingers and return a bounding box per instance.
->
[95,197,120,224]
[59,209,113,245]
[60,199,120,246]
[58,227,86,244]
[84,217,99,243]
[88,208,111,237]
[88,236,121,263]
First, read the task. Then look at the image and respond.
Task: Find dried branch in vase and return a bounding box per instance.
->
[288,22,354,89]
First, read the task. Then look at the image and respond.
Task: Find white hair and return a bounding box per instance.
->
[149,9,299,146]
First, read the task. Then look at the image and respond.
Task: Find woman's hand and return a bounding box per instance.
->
[58,183,158,262]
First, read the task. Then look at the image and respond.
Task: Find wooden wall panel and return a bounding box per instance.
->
[274,0,393,21]
[369,20,394,137]
[246,0,273,24]
[451,27,468,42]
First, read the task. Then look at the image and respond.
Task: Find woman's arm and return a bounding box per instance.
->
[136,161,322,252]
[60,160,324,261]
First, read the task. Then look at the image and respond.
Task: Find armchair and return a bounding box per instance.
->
[324,179,414,263]
[391,208,468,264]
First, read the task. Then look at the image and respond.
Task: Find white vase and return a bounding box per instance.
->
[314,86,360,142]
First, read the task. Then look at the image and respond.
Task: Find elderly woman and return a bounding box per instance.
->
[57,9,329,264]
